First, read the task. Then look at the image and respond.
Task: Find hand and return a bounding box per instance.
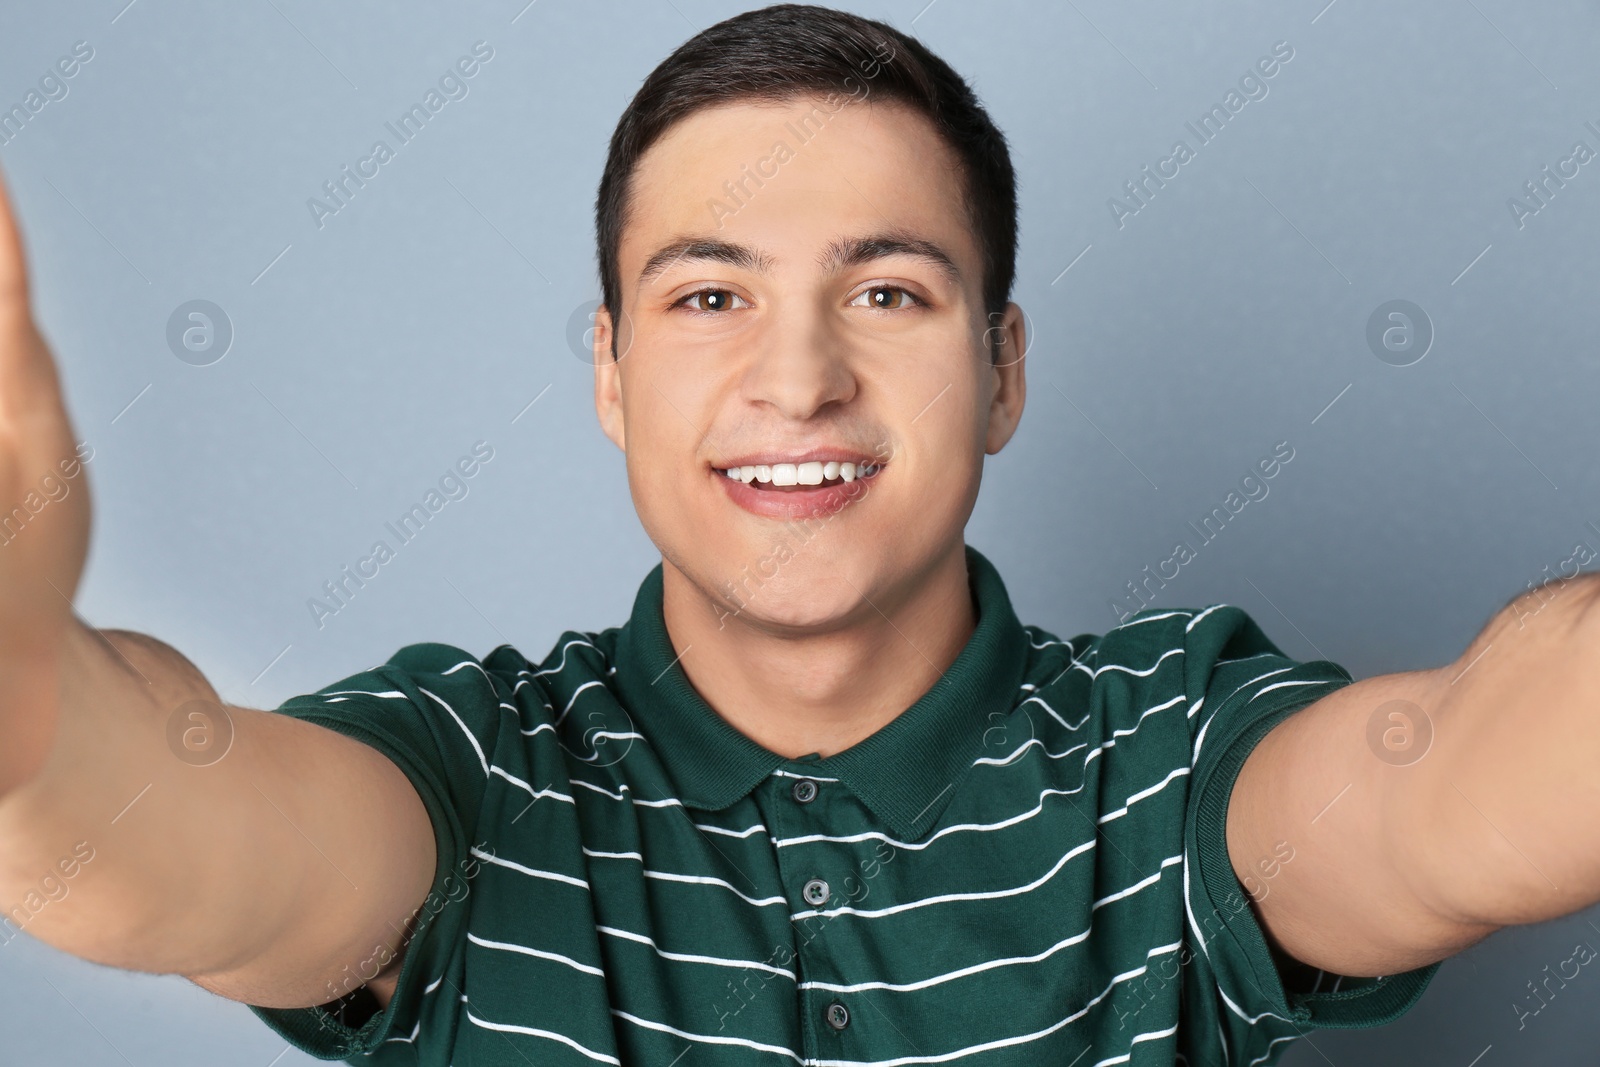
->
[0,163,93,790]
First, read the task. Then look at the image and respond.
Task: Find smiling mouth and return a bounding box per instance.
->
[716,460,885,491]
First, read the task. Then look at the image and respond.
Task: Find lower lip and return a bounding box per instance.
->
[716,468,884,519]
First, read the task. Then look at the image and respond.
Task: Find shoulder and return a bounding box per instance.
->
[1018,605,1231,693]
[361,633,617,697]
[1011,603,1344,759]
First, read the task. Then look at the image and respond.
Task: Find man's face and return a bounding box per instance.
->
[594,94,1025,633]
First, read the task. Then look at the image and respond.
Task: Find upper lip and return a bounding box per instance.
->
[713,449,887,469]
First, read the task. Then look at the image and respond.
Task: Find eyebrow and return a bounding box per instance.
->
[635,229,964,289]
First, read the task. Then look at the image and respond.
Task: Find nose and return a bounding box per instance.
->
[740,303,858,421]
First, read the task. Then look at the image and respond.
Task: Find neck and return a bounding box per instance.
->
[659,543,978,759]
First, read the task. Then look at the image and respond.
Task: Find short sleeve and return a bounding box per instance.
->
[245,642,520,1061]
[1178,605,1440,1061]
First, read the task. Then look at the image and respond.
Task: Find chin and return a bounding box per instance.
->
[681,537,885,634]
[716,576,872,635]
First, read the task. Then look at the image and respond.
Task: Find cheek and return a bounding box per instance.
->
[622,403,679,505]
[621,360,722,510]
[901,374,987,471]
[870,375,986,546]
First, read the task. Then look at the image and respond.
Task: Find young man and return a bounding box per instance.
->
[1,4,1597,1065]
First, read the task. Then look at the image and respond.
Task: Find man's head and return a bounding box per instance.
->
[594,4,1020,349]
[591,3,1027,634]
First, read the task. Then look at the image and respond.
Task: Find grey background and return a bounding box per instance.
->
[0,0,1595,1062]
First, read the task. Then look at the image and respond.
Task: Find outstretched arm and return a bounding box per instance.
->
[0,163,433,1012]
[1227,572,1600,977]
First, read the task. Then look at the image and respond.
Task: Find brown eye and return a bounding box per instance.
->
[678,288,746,313]
[851,286,919,310]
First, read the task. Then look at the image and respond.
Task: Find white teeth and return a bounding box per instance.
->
[723,459,882,486]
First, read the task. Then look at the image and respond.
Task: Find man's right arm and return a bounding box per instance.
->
[0,164,433,1013]
[1,621,436,1010]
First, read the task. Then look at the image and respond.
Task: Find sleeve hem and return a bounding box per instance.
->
[1189,665,1442,1030]
[246,707,466,1060]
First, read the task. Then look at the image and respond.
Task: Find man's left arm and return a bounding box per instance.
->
[1227,572,1600,978]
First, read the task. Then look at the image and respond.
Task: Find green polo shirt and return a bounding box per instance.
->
[248,545,1437,1066]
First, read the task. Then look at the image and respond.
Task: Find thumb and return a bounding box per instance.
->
[0,163,30,316]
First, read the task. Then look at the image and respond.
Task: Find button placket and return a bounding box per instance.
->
[770,768,854,1058]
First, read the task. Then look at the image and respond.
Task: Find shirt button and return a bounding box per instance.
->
[791,778,819,804]
[824,1000,850,1031]
[802,878,830,906]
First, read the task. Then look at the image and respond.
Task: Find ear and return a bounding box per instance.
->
[984,301,1027,455]
[592,304,626,451]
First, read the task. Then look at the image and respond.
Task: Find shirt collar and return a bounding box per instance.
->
[612,544,1028,841]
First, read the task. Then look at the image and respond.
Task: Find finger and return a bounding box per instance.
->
[0,162,31,315]
[0,164,62,409]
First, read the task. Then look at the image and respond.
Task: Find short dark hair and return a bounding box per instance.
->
[593,3,1017,358]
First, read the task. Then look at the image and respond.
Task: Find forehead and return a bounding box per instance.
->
[619,95,979,288]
